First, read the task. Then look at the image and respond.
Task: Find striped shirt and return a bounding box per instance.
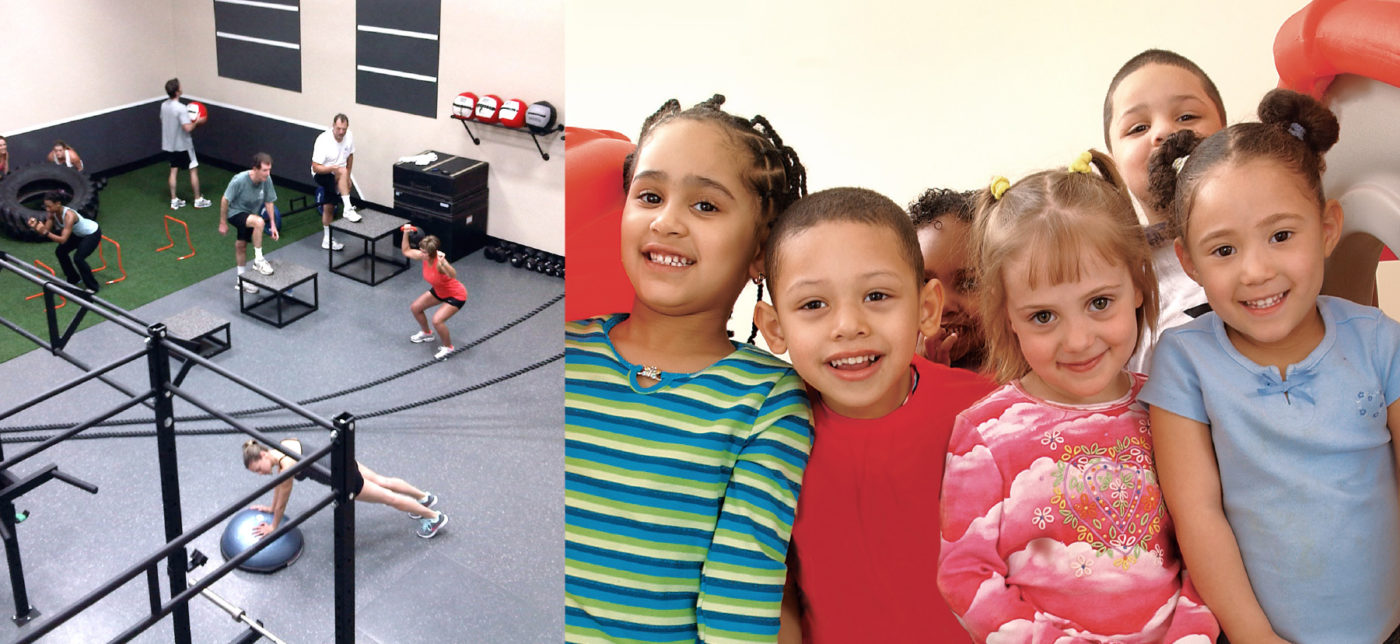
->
[565,314,812,643]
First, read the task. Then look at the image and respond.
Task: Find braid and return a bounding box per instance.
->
[746,279,765,345]
[622,94,808,349]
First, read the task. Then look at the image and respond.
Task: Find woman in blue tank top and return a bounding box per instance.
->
[28,190,101,293]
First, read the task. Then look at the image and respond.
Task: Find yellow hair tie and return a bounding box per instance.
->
[1068,151,1093,174]
[989,176,1010,200]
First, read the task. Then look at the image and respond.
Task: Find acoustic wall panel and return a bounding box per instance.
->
[355,0,440,118]
[213,0,302,92]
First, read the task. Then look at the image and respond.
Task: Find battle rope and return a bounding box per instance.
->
[1,352,563,444]
[0,292,563,434]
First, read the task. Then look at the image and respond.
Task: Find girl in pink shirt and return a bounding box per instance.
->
[937,151,1217,642]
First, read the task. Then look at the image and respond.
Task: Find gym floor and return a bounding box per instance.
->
[0,221,564,643]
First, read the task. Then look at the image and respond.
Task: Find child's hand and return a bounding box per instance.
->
[249,504,273,513]
[918,328,958,366]
[252,521,274,538]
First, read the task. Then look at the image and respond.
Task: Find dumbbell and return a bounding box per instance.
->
[510,252,525,268]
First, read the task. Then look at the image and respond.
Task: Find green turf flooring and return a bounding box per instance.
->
[0,162,321,364]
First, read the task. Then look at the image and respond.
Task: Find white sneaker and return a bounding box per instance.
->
[193,197,212,209]
[322,238,344,251]
[170,198,186,209]
[342,207,363,223]
[236,279,259,294]
[434,346,455,361]
[410,331,434,343]
[252,257,274,275]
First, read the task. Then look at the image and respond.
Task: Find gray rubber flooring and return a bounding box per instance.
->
[0,222,563,643]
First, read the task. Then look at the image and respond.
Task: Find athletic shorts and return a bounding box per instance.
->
[348,461,366,496]
[314,172,340,200]
[227,211,258,242]
[430,288,466,309]
[166,149,199,169]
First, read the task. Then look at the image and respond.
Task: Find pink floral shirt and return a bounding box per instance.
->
[937,373,1217,643]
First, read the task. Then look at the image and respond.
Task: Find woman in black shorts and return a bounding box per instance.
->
[242,438,447,538]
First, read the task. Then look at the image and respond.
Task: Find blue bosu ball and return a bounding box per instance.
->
[220,508,304,573]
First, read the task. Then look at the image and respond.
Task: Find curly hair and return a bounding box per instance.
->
[1147,89,1339,242]
[623,94,807,232]
[908,188,976,229]
[973,151,1160,384]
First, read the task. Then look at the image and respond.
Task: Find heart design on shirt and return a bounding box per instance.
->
[1052,436,1163,558]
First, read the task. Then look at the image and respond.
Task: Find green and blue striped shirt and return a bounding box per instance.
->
[565,315,812,643]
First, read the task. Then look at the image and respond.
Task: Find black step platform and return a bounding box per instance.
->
[328,210,411,286]
[238,261,319,328]
[162,307,231,359]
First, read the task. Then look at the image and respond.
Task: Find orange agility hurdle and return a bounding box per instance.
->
[24,259,67,310]
[157,214,196,260]
[92,235,127,284]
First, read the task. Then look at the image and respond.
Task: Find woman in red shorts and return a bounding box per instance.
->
[400,225,466,360]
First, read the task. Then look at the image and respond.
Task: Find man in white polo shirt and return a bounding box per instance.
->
[311,113,361,251]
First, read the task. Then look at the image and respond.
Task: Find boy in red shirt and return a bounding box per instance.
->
[755,187,994,642]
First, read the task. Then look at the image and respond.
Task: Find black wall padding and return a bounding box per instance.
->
[214,2,301,45]
[357,0,440,33]
[356,71,437,119]
[356,31,440,78]
[3,100,164,177]
[192,105,320,189]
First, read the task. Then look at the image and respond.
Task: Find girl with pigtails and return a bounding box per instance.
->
[1142,89,1400,643]
[937,151,1218,642]
[563,95,813,643]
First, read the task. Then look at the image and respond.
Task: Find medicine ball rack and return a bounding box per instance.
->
[450,114,565,161]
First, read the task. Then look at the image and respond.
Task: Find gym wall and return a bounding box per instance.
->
[171,0,564,255]
[0,1,564,257]
[0,0,176,174]
[565,0,1307,349]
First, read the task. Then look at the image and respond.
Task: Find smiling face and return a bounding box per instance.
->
[758,220,939,419]
[1177,159,1341,367]
[619,119,764,318]
[1108,63,1225,218]
[917,217,984,364]
[1003,251,1142,405]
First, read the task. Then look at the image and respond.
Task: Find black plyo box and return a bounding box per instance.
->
[392,152,488,197]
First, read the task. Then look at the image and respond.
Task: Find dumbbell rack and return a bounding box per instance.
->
[450,115,564,161]
[483,239,563,279]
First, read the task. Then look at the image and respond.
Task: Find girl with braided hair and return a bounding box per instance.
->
[1141,89,1400,644]
[937,151,1218,642]
[564,94,813,643]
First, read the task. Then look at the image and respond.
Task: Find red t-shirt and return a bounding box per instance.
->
[422,251,467,301]
[789,355,994,643]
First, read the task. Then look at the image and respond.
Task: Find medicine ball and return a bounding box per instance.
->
[525,101,557,135]
[452,92,478,119]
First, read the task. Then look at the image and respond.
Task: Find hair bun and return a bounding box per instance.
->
[1257,88,1339,155]
[1147,130,1202,214]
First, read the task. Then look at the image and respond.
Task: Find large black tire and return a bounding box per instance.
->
[0,164,100,242]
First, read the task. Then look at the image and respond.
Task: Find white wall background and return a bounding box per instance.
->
[0,0,175,131]
[0,0,564,255]
[565,0,1311,347]
[171,0,565,254]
